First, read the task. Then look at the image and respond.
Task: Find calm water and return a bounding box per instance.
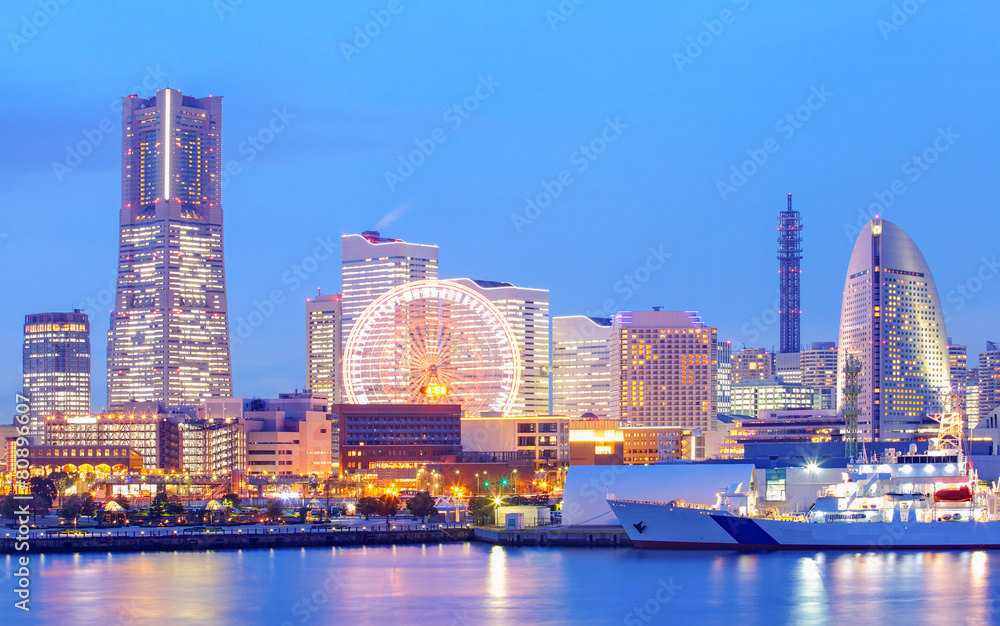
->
[4,544,1000,625]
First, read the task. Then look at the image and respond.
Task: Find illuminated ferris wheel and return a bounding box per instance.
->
[342,280,521,416]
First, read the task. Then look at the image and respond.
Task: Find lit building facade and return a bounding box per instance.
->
[44,411,180,470]
[552,316,612,419]
[179,418,246,476]
[622,426,702,464]
[716,340,732,415]
[23,311,91,443]
[569,418,624,465]
[336,403,462,475]
[732,348,774,385]
[306,294,342,401]
[723,409,843,459]
[979,342,1000,418]
[731,379,818,418]
[341,231,438,353]
[611,311,717,429]
[461,415,569,467]
[800,342,838,410]
[242,393,333,476]
[108,88,232,410]
[450,279,550,415]
[837,219,950,441]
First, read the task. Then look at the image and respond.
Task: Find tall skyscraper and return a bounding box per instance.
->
[450,278,550,415]
[306,293,342,401]
[553,316,612,419]
[777,193,802,354]
[23,311,91,443]
[731,348,774,385]
[979,342,1000,418]
[107,88,232,410]
[716,340,732,415]
[801,341,838,410]
[610,311,717,430]
[837,219,950,441]
[340,231,438,350]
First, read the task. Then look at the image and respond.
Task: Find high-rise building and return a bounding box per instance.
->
[341,231,439,351]
[967,368,981,429]
[801,342,838,410]
[610,311,717,430]
[306,293,342,401]
[732,348,774,385]
[777,193,803,354]
[837,219,950,441]
[979,342,1000,418]
[716,340,732,415]
[445,279,549,415]
[552,316,612,419]
[107,88,232,410]
[23,311,91,443]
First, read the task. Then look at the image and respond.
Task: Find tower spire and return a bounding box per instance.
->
[777,193,802,354]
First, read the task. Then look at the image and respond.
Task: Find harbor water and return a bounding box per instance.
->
[5,543,1000,625]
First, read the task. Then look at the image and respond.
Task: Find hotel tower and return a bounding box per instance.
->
[837,218,950,441]
[107,88,233,410]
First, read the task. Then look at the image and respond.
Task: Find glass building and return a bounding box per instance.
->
[107,88,232,410]
[306,293,342,401]
[552,316,613,419]
[23,311,91,443]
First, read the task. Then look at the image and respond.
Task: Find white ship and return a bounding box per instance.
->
[609,442,1000,550]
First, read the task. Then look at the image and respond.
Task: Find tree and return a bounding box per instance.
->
[378,493,399,523]
[79,493,98,518]
[405,491,438,522]
[48,471,70,506]
[30,476,57,508]
[264,498,284,522]
[468,497,498,526]
[59,495,87,524]
[0,495,17,521]
[221,493,241,509]
[356,496,379,520]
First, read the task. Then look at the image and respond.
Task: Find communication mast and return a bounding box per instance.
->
[842,354,861,459]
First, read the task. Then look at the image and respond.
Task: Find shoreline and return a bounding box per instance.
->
[0,525,632,555]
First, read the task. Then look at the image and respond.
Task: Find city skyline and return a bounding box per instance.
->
[4,3,1000,414]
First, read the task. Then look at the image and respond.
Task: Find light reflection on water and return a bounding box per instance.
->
[4,546,1000,625]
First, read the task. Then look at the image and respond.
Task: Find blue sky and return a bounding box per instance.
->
[2,1,998,413]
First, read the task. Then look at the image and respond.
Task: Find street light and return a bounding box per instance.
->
[512,469,518,495]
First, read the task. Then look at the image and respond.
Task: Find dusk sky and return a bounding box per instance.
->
[2,1,998,414]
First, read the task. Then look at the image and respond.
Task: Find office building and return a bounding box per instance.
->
[610,310,717,429]
[107,88,233,410]
[837,219,950,440]
[732,348,774,385]
[568,418,625,465]
[306,293,342,401]
[44,409,180,470]
[335,403,462,475]
[23,311,91,443]
[731,379,818,418]
[242,393,333,476]
[622,426,703,464]
[461,415,569,467]
[979,342,1000,418]
[800,342,838,410]
[341,231,438,351]
[716,340,732,415]
[552,316,612,419]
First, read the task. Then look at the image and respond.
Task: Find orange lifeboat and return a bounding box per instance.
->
[933,485,973,503]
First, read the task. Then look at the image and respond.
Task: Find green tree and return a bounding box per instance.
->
[30,476,57,507]
[58,495,87,524]
[150,492,168,518]
[0,495,18,521]
[221,493,241,509]
[48,471,70,506]
[356,496,379,520]
[264,498,284,522]
[405,491,438,522]
[379,493,399,523]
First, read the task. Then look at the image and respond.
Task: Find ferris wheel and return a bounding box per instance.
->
[342,280,521,416]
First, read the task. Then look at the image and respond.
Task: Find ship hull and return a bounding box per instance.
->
[608,500,1000,551]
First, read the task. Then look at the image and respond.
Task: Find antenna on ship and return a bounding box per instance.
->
[842,353,862,461]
